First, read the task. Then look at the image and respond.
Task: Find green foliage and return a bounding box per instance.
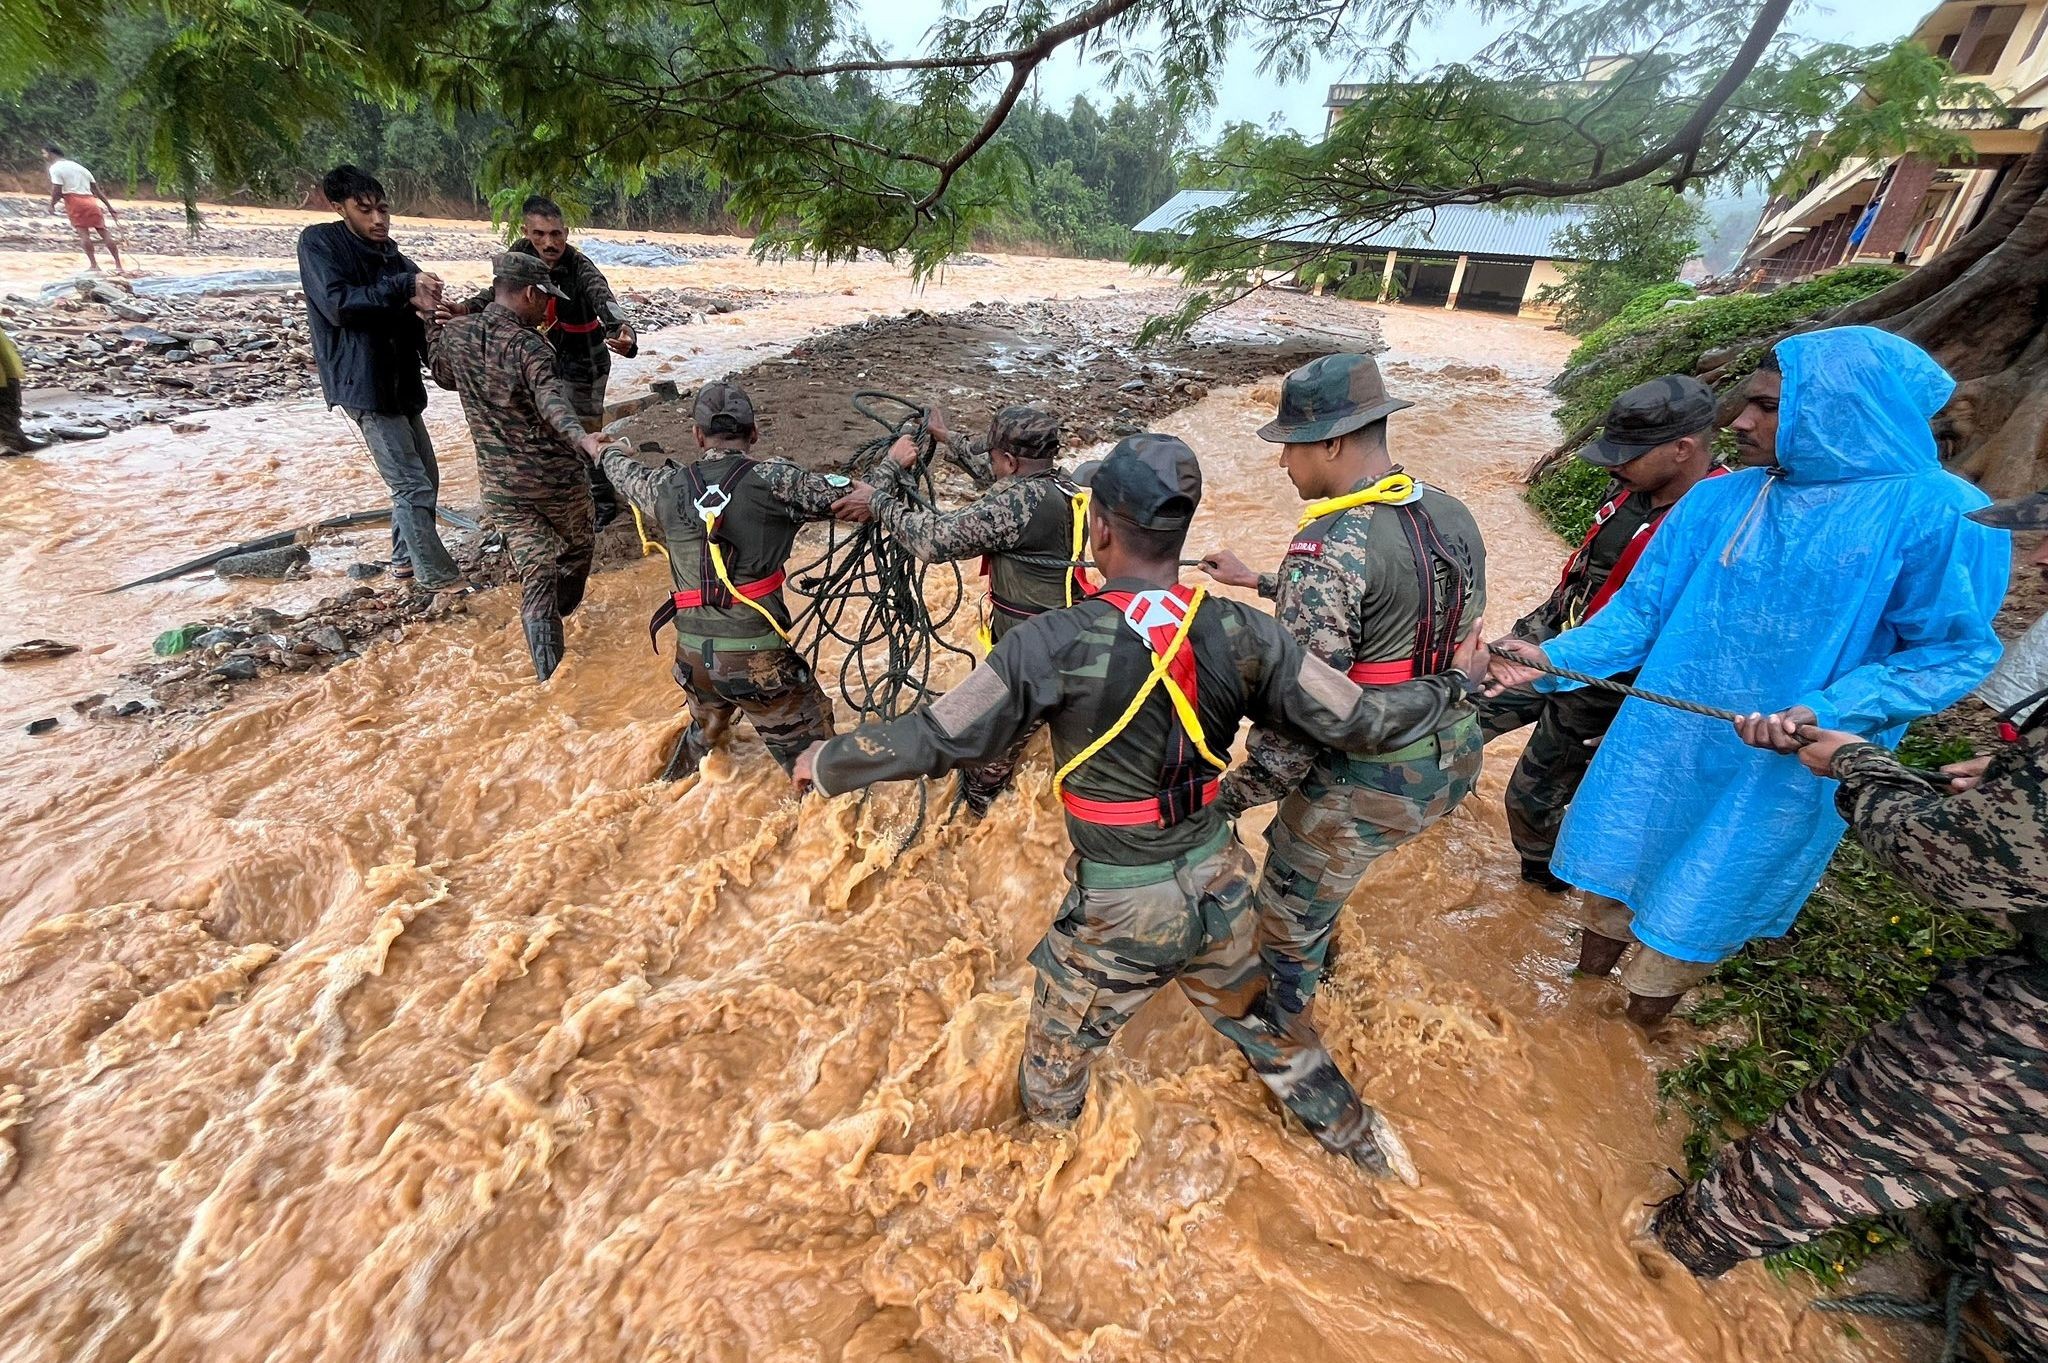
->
[1525,456,1615,541]
[1536,185,1704,334]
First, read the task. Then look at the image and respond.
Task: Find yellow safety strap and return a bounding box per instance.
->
[1296,472,1417,531]
[1064,487,1092,607]
[630,505,667,560]
[1051,587,1226,796]
[701,508,792,644]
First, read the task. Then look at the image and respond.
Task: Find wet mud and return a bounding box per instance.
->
[0,266,1895,1363]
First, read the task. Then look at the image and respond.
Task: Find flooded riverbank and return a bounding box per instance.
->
[0,240,1884,1362]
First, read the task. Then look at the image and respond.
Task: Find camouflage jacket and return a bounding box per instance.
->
[1514,483,1655,644]
[1832,719,2047,947]
[428,302,590,500]
[600,445,849,651]
[1223,479,1487,814]
[813,577,1475,867]
[463,243,633,380]
[872,458,1084,635]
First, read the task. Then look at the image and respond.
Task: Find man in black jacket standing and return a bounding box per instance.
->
[297,165,463,590]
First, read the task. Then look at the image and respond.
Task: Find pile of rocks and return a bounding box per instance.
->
[3,279,320,423]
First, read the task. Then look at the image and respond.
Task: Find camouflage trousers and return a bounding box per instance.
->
[565,371,619,528]
[1656,951,2048,1360]
[959,723,1037,814]
[673,639,835,774]
[0,378,24,454]
[1254,717,1483,1019]
[1024,832,1389,1160]
[1473,681,1625,863]
[487,490,596,628]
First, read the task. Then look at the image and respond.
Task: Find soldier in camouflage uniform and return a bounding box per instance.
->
[429,252,610,681]
[868,401,1084,814]
[796,434,1493,1181]
[1654,491,2048,1360]
[599,379,871,779]
[0,325,33,456]
[453,195,638,528]
[1202,353,1486,1028]
[1474,375,1720,893]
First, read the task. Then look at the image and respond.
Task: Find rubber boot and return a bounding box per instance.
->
[1575,929,1630,978]
[1520,857,1572,894]
[659,723,713,782]
[523,616,566,682]
[1330,1106,1420,1187]
[1625,992,1684,1030]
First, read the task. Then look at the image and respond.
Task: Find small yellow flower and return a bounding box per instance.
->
[1867,1231,1884,1243]
[1889,916,1900,925]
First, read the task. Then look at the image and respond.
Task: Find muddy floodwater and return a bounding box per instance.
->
[0,219,1877,1362]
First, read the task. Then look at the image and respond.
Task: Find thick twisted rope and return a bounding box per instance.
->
[1487,644,1748,723]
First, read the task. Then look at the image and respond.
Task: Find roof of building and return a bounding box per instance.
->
[1132,188,1589,259]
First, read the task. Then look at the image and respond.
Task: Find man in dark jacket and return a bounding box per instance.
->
[453,196,637,528]
[297,165,462,591]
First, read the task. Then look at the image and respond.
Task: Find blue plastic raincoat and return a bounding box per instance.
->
[1542,327,2009,964]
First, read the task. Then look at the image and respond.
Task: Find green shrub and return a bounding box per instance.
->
[1552,264,1906,438]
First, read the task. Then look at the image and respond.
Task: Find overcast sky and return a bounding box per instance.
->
[854,0,1939,142]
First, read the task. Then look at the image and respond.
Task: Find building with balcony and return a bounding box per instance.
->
[1738,1,2047,285]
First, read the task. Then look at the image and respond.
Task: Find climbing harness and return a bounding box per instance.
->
[1052,584,1228,827]
[975,478,1093,652]
[1558,471,1729,628]
[644,456,792,648]
[1291,469,1470,685]
[629,505,666,560]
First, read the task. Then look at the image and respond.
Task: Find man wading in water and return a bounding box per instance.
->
[429,253,611,680]
[298,165,464,592]
[795,434,1491,1181]
[1488,329,2007,1027]
[43,143,127,276]
[596,380,872,779]
[1201,354,1486,1050]
[447,195,638,529]
[859,401,1087,815]
[1475,375,1721,894]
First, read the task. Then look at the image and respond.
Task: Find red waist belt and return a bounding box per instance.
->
[1060,780,1220,826]
[671,570,785,609]
[555,317,603,334]
[1347,657,1417,685]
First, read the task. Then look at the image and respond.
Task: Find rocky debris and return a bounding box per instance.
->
[215,544,310,580]
[24,717,58,735]
[0,638,79,663]
[346,562,385,580]
[2,277,761,433]
[579,239,741,268]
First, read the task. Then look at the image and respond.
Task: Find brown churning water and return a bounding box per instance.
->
[0,300,1853,1362]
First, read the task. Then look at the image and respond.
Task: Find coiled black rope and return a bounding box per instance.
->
[785,392,977,721]
[784,392,982,848]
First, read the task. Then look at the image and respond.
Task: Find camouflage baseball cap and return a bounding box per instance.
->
[987,403,1062,461]
[1582,374,1716,468]
[1258,353,1413,444]
[693,379,757,436]
[1080,432,1202,530]
[492,251,568,299]
[1968,488,2048,531]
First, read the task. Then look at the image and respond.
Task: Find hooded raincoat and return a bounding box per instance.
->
[1541,327,2008,964]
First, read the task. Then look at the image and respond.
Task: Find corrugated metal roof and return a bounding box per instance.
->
[1133,188,1588,260]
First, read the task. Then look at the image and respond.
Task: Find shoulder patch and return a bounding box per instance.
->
[1286,537,1326,559]
[823,474,851,488]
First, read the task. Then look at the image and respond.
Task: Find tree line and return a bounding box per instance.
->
[0,12,1185,259]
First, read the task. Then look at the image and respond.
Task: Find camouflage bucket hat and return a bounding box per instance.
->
[1258,352,1413,444]
[987,403,1062,461]
[492,251,568,299]
[1968,488,2048,532]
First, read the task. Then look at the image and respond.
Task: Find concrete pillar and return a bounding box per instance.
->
[1379,251,1398,300]
[1444,254,1470,310]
